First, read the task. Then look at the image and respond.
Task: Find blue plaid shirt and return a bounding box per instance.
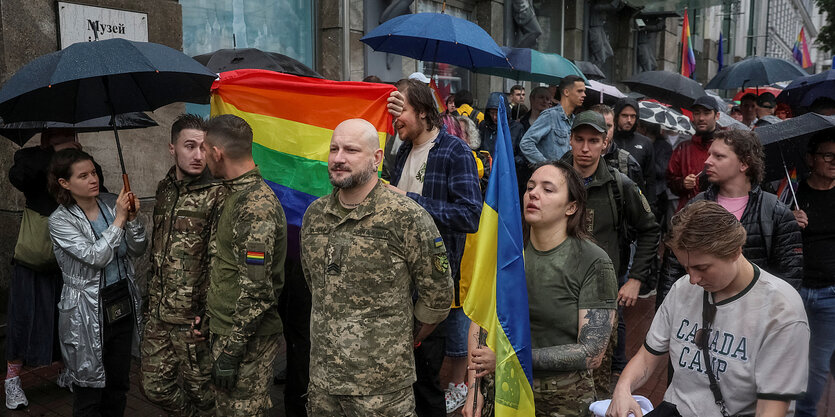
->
[391,128,482,306]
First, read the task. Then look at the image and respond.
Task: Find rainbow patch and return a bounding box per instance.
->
[246,251,265,265]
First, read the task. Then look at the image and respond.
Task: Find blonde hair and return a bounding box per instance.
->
[666,200,747,259]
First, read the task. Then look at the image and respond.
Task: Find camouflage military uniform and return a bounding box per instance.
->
[533,371,596,417]
[206,168,286,417]
[141,167,223,416]
[300,180,453,415]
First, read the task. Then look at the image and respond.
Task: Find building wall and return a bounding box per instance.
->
[0,0,183,323]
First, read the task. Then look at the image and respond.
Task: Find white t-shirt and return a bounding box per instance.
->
[397,139,434,195]
[645,263,809,417]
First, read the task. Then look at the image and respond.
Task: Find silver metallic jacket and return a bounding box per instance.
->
[48,193,147,388]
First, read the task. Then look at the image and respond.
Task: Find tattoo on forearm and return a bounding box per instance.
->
[531,309,614,372]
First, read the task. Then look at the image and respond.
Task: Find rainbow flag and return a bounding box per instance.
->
[777,167,798,206]
[793,27,813,69]
[461,95,534,416]
[680,9,696,79]
[430,79,446,113]
[210,69,395,255]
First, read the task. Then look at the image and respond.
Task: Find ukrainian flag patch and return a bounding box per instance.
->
[246,251,265,265]
[434,237,443,248]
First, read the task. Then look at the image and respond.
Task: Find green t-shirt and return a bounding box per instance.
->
[525,237,618,350]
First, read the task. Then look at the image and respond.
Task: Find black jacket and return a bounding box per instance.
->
[658,185,803,306]
[613,98,657,208]
[9,146,107,216]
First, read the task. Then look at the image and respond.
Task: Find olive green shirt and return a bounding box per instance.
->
[207,168,286,357]
[525,237,617,350]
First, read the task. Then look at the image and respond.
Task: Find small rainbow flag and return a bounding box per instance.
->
[246,251,265,265]
[680,9,696,79]
[430,79,446,113]
[210,69,395,256]
[793,27,813,69]
[777,167,798,206]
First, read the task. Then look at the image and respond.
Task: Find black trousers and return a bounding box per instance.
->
[278,258,311,417]
[72,312,134,417]
[413,322,446,417]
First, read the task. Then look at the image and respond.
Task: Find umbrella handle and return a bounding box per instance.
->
[122,173,135,212]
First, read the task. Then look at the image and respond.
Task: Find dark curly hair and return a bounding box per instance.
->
[718,129,765,184]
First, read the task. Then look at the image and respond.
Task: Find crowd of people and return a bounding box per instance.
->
[3,73,834,417]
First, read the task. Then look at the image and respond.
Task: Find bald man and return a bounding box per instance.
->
[300,119,453,416]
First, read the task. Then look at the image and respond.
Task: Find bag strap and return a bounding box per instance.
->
[698,291,730,417]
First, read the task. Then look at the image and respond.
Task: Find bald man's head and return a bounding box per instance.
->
[333,119,380,151]
[328,119,383,190]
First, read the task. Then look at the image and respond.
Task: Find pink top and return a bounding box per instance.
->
[717,194,750,220]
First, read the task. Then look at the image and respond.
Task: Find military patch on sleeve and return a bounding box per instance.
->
[434,237,444,248]
[246,251,265,265]
[434,253,449,273]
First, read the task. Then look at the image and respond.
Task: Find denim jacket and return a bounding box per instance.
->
[519,103,574,164]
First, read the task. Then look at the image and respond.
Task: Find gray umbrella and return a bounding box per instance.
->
[574,60,606,80]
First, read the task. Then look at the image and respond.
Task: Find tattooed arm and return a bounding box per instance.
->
[531,308,615,371]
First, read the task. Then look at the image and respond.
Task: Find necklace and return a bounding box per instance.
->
[338,192,361,208]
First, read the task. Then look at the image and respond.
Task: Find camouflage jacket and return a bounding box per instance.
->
[207,168,286,357]
[149,167,224,324]
[300,180,453,395]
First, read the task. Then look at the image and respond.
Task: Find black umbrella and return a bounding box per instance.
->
[704,56,807,90]
[193,48,323,78]
[755,113,835,203]
[623,70,706,110]
[0,38,216,205]
[0,112,157,147]
[574,60,606,80]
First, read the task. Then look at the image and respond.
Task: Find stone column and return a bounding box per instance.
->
[473,0,505,108]
[562,0,584,61]
[319,0,365,81]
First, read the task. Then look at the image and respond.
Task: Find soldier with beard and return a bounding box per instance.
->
[301,119,453,415]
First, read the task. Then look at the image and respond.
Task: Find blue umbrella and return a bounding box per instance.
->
[474,47,587,85]
[704,56,807,89]
[360,13,510,69]
[776,69,835,107]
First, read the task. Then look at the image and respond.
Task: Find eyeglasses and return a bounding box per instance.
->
[814,152,835,163]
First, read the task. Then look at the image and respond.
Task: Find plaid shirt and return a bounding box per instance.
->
[391,128,482,306]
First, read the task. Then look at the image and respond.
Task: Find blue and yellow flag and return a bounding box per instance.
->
[461,95,534,416]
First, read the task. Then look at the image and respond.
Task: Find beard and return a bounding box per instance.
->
[329,160,377,189]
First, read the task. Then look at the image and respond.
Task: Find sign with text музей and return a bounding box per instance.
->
[58,2,148,49]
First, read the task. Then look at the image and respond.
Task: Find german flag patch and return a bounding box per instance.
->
[434,237,444,248]
[246,251,265,265]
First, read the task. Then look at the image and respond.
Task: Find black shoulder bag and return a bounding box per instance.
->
[88,202,133,325]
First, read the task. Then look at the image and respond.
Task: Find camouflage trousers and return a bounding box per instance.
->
[210,332,278,417]
[140,316,214,416]
[306,385,417,416]
[532,370,596,417]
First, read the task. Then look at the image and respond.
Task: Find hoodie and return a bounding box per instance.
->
[478,92,524,159]
[613,98,657,205]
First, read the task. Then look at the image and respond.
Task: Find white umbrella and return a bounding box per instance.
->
[588,79,626,104]
[638,101,695,135]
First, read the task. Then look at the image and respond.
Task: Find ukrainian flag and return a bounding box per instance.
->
[461,95,534,416]
[209,69,395,254]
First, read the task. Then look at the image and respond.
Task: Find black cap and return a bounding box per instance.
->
[691,95,722,113]
[757,92,777,109]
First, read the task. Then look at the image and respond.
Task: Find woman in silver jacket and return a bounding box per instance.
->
[47,149,146,416]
